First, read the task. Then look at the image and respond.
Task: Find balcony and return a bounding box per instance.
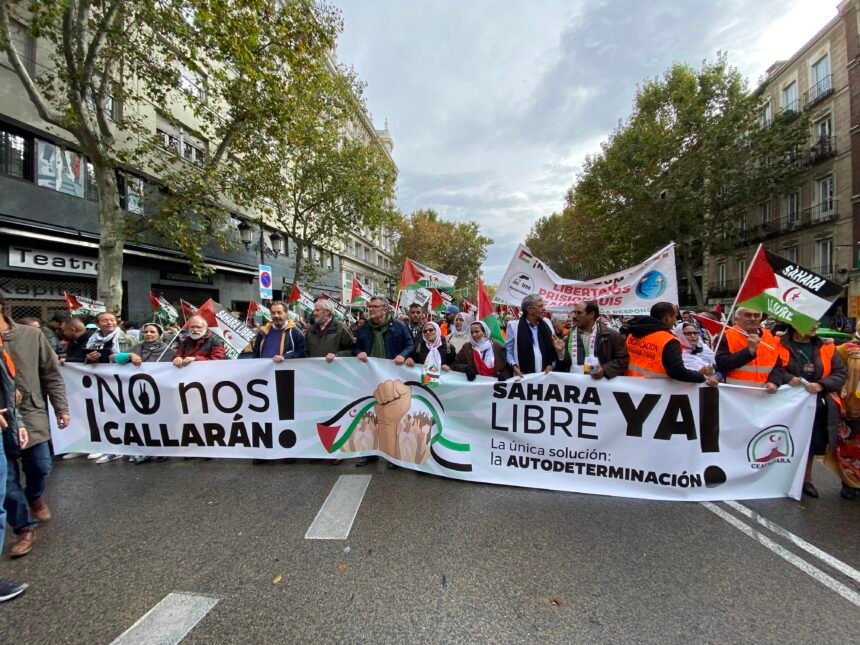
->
[809,136,836,165]
[804,75,834,109]
[708,279,740,298]
[779,99,801,121]
[809,264,834,280]
[804,199,838,225]
[776,213,804,233]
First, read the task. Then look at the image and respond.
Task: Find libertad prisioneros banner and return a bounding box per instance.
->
[495,244,678,315]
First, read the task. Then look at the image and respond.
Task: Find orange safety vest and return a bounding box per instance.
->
[626,330,676,378]
[0,336,15,379]
[724,326,780,386]
[777,340,843,411]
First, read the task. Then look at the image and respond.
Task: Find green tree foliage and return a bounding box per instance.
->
[526,55,809,305]
[393,209,493,297]
[0,0,347,311]
[240,61,398,286]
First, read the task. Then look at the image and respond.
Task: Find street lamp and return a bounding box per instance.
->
[237,218,284,264]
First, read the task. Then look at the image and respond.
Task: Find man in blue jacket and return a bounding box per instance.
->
[243,301,304,361]
[354,296,413,364]
[352,296,413,467]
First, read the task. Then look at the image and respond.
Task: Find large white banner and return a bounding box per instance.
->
[495,244,678,315]
[53,359,814,501]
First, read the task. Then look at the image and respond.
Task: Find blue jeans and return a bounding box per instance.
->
[3,435,52,533]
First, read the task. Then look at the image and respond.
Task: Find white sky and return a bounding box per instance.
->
[335,0,839,282]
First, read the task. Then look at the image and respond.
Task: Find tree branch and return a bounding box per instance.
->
[81,0,122,86]
[0,2,66,129]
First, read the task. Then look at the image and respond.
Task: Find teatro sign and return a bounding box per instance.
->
[8,246,98,275]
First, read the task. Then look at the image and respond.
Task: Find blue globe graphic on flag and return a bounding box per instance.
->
[635,271,666,299]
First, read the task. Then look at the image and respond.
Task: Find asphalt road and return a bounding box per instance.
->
[0,457,858,644]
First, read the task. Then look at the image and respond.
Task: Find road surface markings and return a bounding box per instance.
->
[701,502,860,608]
[305,474,371,540]
[110,592,219,645]
[724,500,860,585]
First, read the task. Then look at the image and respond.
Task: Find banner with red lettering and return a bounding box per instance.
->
[495,244,678,314]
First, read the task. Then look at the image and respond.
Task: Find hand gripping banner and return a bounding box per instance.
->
[53,359,815,501]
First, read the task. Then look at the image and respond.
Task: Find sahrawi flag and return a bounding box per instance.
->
[149,292,179,324]
[350,277,374,306]
[64,292,106,316]
[288,283,316,313]
[430,288,446,313]
[477,279,505,345]
[400,258,457,291]
[736,245,842,335]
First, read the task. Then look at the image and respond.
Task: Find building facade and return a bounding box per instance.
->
[0,15,393,324]
[706,1,860,320]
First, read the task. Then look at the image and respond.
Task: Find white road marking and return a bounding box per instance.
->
[724,500,860,585]
[305,474,371,540]
[110,592,219,645]
[701,502,860,608]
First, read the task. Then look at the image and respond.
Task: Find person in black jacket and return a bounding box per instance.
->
[59,318,92,364]
[406,321,454,370]
[626,302,719,385]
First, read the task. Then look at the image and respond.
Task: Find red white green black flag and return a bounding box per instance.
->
[735,245,842,335]
[399,258,457,291]
[350,277,374,306]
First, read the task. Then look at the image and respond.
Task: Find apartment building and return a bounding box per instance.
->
[706,1,860,319]
[0,14,394,323]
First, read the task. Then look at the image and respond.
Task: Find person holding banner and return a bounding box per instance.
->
[554,301,628,379]
[173,316,226,366]
[674,322,716,372]
[306,299,355,362]
[454,321,511,381]
[83,312,135,364]
[406,322,454,371]
[715,308,781,387]
[242,302,304,362]
[353,296,413,365]
[765,323,846,498]
[505,295,556,377]
[626,302,719,385]
[834,334,860,499]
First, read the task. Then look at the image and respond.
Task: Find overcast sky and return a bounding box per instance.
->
[335,0,837,282]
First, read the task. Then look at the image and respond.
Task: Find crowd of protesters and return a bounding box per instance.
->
[0,289,857,602]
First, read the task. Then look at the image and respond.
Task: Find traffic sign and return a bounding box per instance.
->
[259,264,273,300]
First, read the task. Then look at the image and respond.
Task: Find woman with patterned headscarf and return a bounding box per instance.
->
[447,312,473,354]
[454,321,512,381]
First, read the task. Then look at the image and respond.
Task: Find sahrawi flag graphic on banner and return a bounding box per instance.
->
[495,243,677,315]
[400,258,457,291]
[350,277,374,306]
[736,245,842,335]
[149,292,179,324]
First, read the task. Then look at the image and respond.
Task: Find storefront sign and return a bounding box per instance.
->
[8,246,98,275]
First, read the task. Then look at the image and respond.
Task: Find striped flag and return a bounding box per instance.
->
[736,245,842,335]
[350,277,374,306]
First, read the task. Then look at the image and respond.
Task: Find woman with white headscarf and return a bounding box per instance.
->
[675,321,715,372]
[447,312,473,354]
[454,321,512,381]
[405,321,454,372]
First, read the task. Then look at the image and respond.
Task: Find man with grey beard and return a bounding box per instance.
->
[172,315,226,367]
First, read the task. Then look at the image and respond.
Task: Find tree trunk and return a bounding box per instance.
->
[293,243,304,286]
[682,258,705,308]
[94,161,125,313]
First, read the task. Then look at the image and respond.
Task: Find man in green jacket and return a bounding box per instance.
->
[305,299,355,361]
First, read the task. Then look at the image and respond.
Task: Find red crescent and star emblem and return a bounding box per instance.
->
[782,287,800,303]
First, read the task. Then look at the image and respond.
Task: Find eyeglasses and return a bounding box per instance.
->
[683,331,699,337]
[367,305,383,310]
[423,328,435,334]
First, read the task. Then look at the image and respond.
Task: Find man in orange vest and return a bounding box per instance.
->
[626,302,719,385]
[715,307,780,386]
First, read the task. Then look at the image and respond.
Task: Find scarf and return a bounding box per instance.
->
[422,321,443,376]
[674,322,703,355]
[368,313,391,359]
[514,313,555,374]
[448,313,473,353]
[566,323,599,373]
[470,321,495,368]
[86,328,118,350]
